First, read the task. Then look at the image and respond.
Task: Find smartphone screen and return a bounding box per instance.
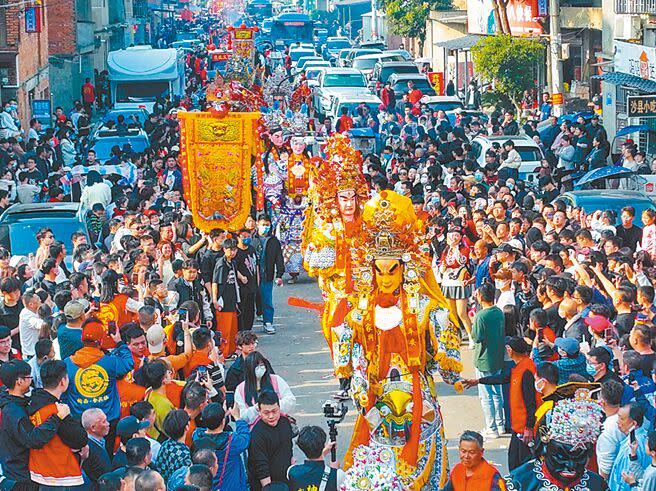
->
[178,308,188,321]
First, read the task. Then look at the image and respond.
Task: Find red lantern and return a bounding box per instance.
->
[206,43,216,51]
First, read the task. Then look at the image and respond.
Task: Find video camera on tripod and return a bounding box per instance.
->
[322,400,348,462]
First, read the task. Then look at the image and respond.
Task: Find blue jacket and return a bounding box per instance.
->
[62,342,134,421]
[194,420,251,490]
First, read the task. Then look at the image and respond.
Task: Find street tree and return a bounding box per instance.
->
[382,0,451,48]
[471,34,544,112]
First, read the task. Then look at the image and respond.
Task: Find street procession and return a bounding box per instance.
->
[2,0,656,489]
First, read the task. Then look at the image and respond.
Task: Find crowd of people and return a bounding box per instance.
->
[2,8,656,491]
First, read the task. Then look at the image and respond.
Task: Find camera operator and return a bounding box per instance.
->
[287,425,345,491]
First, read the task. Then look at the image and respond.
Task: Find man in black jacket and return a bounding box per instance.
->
[248,390,293,491]
[171,259,214,327]
[81,407,113,488]
[288,426,343,490]
[0,359,69,491]
[254,215,284,335]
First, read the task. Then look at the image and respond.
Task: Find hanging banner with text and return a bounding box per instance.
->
[628,95,656,118]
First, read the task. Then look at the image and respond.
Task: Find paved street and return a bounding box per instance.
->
[248,274,510,475]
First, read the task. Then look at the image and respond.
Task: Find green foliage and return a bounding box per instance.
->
[480,90,514,113]
[471,34,544,108]
[382,0,451,42]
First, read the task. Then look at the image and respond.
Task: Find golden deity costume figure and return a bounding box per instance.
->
[302,134,369,396]
[337,190,462,490]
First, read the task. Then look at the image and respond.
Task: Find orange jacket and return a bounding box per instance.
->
[184,350,213,378]
[28,394,85,487]
[449,460,502,490]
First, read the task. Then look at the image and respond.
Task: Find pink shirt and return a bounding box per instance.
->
[642,224,656,260]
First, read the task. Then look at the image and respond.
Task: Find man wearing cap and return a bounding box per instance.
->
[533,336,588,384]
[113,416,151,469]
[146,321,192,372]
[464,336,540,470]
[62,318,133,454]
[58,299,90,360]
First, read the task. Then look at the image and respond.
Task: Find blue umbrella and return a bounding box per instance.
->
[575,165,636,189]
[615,125,656,139]
[347,127,375,138]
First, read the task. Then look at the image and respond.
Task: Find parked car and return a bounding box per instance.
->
[385,49,413,61]
[369,61,420,91]
[94,108,150,135]
[343,48,382,67]
[558,190,656,226]
[295,56,323,72]
[312,68,371,117]
[359,41,386,50]
[0,203,88,268]
[89,128,150,162]
[327,93,383,120]
[313,27,329,48]
[388,73,437,99]
[302,67,327,87]
[471,135,545,184]
[351,53,405,77]
[321,36,352,62]
[419,95,464,124]
[336,48,356,67]
[288,46,316,68]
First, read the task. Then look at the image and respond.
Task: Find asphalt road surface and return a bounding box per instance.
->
[243,274,510,476]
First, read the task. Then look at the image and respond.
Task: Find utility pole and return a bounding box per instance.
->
[549,0,564,116]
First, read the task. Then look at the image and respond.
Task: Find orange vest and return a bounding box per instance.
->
[98,294,139,339]
[509,356,541,433]
[29,404,84,486]
[450,460,500,491]
[184,350,212,378]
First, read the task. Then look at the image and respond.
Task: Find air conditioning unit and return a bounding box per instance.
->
[615,15,642,40]
[561,43,570,60]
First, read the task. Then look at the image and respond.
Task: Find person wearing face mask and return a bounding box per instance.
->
[234,351,296,426]
[235,229,258,332]
[254,214,284,335]
[0,102,20,139]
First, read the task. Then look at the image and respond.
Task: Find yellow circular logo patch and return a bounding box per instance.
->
[75,364,109,398]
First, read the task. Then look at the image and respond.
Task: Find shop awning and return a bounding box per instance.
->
[592,72,656,94]
[433,34,484,50]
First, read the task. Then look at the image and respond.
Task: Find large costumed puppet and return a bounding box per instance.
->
[505,389,608,491]
[336,190,462,490]
[303,134,370,398]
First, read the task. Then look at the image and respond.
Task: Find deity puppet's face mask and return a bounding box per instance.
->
[291,137,306,155]
[544,440,591,486]
[374,259,404,296]
[337,189,357,220]
[270,131,284,147]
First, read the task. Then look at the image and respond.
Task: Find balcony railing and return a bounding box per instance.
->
[615,0,656,13]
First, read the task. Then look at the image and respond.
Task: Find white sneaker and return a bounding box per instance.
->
[264,323,276,334]
[482,429,499,440]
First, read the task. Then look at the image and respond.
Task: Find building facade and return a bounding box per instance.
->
[0,2,50,131]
